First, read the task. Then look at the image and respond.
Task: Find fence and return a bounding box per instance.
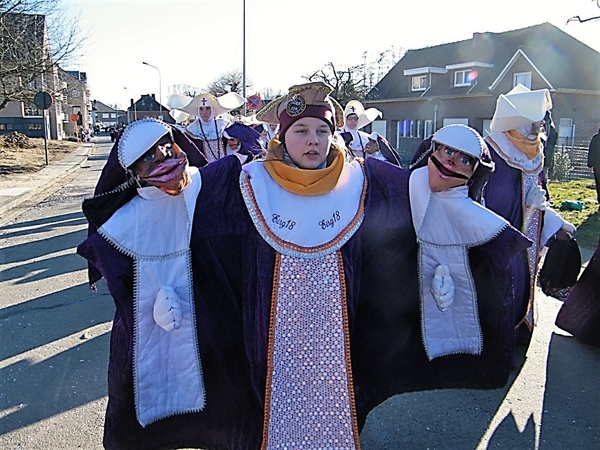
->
[554,145,592,181]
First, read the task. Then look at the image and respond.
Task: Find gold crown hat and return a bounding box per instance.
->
[256,81,344,132]
[117,118,172,169]
[490,84,552,133]
[172,92,246,118]
[343,99,382,130]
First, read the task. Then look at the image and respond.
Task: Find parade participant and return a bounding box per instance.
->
[586,126,600,204]
[555,237,600,348]
[77,118,262,450]
[265,122,279,142]
[483,84,576,341]
[221,122,265,164]
[339,99,381,158]
[365,131,402,166]
[409,124,530,360]
[186,82,531,449]
[170,91,246,163]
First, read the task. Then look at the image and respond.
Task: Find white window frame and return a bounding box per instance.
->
[411,75,427,91]
[424,120,433,138]
[513,72,532,89]
[454,70,472,87]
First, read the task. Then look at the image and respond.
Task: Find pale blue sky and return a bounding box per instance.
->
[66,0,600,109]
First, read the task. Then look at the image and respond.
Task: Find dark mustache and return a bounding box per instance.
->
[430,155,470,180]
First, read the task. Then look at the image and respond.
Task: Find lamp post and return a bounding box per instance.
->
[124,87,137,122]
[242,0,247,116]
[143,61,162,119]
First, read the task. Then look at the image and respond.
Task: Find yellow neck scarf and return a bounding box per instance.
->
[263,141,344,196]
[504,129,543,160]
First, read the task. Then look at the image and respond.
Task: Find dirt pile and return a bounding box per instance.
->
[0,133,81,176]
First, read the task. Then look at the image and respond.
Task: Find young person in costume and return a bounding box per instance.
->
[338,100,382,159]
[409,124,531,361]
[221,121,265,164]
[364,131,402,166]
[168,91,246,163]
[483,84,576,342]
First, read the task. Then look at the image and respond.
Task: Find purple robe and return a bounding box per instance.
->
[482,148,547,333]
[555,239,600,348]
[77,156,529,450]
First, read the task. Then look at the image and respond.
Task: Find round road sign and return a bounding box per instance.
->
[247,95,262,110]
[34,91,53,110]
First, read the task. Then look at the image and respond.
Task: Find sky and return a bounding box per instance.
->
[63,0,600,110]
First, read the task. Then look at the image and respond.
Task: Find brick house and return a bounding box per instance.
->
[0,13,90,140]
[91,100,125,130]
[365,22,600,163]
[60,69,92,137]
[126,94,172,124]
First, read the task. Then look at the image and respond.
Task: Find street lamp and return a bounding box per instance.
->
[142,61,162,119]
[242,0,246,116]
[124,87,137,122]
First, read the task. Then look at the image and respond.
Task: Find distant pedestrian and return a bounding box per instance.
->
[586,126,600,204]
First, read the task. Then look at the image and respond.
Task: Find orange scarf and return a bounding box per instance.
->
[504,129,543,160]
[263,141,344,196]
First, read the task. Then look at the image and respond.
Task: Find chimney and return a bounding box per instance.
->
[151,94,155,99]
[472,32,486,47]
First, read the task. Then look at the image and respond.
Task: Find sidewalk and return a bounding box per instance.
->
[0,141,93,218]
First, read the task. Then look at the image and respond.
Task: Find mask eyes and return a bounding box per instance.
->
[442,146,474,167]
[141,149,156,162]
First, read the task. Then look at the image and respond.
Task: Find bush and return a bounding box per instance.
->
[552,150,574,181]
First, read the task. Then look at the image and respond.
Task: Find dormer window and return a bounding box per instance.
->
[513,72,532,89]
[454,70,472,87]
[412,75,427,91]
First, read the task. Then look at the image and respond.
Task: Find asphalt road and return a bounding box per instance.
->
[0,137,598,449]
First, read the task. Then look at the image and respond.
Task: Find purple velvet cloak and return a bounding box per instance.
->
[482,150,547,330]
[77,156,529,450]
[555,238,600,348]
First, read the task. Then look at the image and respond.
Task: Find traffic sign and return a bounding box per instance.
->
[34,91,53,110]
[70,113,79,122]
[247,95,262,110]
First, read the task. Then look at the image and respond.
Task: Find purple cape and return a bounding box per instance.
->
[555,238,600,348]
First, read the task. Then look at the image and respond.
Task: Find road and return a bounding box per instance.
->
[0,136,599,449]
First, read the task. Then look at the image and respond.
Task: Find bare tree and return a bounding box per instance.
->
[0,0,85,111]
[168,83,202,98]
[204,69,252,97]
[567,0,600,23]
[303,46,404,106]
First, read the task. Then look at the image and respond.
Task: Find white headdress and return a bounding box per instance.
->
[490,84,552,133]
[343,100,382,130]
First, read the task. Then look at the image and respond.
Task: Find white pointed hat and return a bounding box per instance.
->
[343,100,382,130]
[490,84,552,133]
[173,92,246,118]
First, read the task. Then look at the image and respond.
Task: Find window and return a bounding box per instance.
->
[110,113,117,118]
[28,123,42,130]
[24,105,42,117]
[71,90,80,98]
[424,120,433,138]
[454,70,472,87]
[513,72,532,89]
[102,113,110,119]
[411,75,427,91]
